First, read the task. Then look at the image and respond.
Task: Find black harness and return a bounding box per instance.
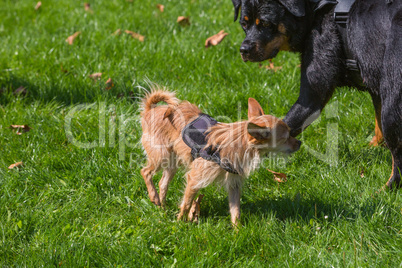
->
[182,114,240,174]
[312,0,359,72]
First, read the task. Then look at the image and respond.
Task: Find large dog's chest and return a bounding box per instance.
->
[181,114,239,174]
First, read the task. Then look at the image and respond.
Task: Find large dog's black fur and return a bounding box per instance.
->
[231,0,402,188]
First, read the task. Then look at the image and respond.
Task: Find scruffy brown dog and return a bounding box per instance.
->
[140,89,301,225]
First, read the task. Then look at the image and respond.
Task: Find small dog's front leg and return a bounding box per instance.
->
[228,184,241,227]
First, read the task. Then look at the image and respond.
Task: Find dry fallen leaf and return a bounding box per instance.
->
[14,86,27,96]
[60,64,68,73]
[156,4,164,12]
[125,30,145,42]
[84,3,93,13]
[89,73,102,81]
[260,60,282,72]
[205,30,228,48]
[105,78,114,90]
[35,1,42,10]
[177,16,190,26]
[66,31,81,45]
[8,162,23,169]
[188,194,204,223]
[10,125,31,135]
[267,169,287,183]
[112,29,122,36]
[360,168,365,178]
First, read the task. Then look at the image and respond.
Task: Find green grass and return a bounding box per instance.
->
[0,0,401,266]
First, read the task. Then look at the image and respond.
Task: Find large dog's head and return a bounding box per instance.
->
[232,0,306,62]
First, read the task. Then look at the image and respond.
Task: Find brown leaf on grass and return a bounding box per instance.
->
[13,86,27,96]
[177,16,190,26]
[10,125,31,135]
[267,169,287,183]
[66,31,81,45]
[8,162,23,169]
[112,29,122,36]
[89,73,102,81]
[360,168,365,178]
[60,64,68,73]
[105,78,114,90]
[205,30,228,48]
[84,3,93,13]
[188,194,204,223]
[35,1,42,10]
[125,30,145,42]
[260,60,282,72]
[156,4,164,12]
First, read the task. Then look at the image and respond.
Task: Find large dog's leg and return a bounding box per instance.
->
[382,99,402,189]
[283,17,341,137]
[381,15,402,189]
[283,70,336,137]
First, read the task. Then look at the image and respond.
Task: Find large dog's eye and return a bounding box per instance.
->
[262,21,271,28]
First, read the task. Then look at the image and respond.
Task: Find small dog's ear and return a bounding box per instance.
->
[247,122,271,140]
[232,0,241,22]
[278,0,305,17]
[248,98,265,119]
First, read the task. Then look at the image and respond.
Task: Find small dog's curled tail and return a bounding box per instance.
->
[141,89,179,118]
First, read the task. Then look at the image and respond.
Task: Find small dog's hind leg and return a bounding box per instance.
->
[178,172,201,221]
[141,163,161,206]
[159,168,177,208]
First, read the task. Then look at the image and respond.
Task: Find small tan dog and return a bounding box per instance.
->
[140,89,301,225]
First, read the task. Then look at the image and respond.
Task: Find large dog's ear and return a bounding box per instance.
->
[232,0,241,21]
[248,98,265,119]
[278,0,305,17]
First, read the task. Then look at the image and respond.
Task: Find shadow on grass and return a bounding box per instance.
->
[0,74,141,106]
[198,192,387,225]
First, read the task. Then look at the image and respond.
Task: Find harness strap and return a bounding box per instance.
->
[310,0,360,73]
[334,0,360,72]
[182,114,240,174]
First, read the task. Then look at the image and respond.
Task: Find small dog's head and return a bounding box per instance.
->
[232,0,306,62]
[246,97,301,154]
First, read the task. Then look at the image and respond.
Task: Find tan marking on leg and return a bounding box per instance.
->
[386,155,395,189]
[278,23,286,34]
[370,117,384,146]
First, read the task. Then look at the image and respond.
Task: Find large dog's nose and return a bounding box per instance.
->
[240,44,252,54]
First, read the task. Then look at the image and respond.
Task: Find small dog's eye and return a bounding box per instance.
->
[241,22,247,28]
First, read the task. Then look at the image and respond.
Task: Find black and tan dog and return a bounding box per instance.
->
[231,0,402,188]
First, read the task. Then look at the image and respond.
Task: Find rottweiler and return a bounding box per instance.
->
[231,0,402,188]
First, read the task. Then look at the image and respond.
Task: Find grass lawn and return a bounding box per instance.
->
[1,0,401,266]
